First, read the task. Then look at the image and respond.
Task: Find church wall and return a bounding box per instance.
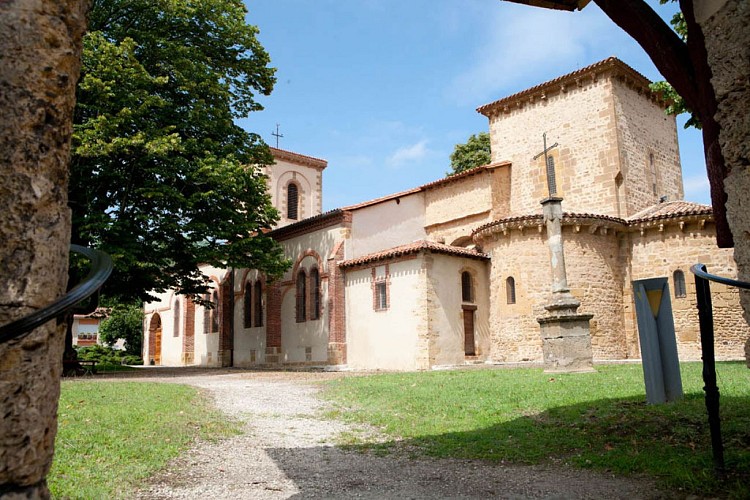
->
[424,172,492,230]
[627,222,747,360]
[273,225,344,364]
[345,258,425,371]
[266,158,322,228]
[427,254,491,366]
[485,230,549,363]
[562,229,627,359]
[610,80,683,216]
[348,193,426,260]
[143,290,184,366]
[484,224,627,363]
[487,79,621,218]
[233,269,266,367]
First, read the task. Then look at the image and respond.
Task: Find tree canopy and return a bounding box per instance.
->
[648,0,700,129]
[98,302,144,355]
[70,0,289,303]
[448,132,491,176]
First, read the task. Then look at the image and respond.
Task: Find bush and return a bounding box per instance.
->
[76,345,143,366]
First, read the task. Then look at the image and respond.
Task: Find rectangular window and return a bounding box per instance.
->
[375,281,388,310]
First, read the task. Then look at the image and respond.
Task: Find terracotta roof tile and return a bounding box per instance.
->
[340,240,489,268]
[269,209,348,241]
[477,57,659,117]
[270,147,327,169]
[628,200,713,223]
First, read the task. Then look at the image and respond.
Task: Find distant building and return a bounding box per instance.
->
[72,308,110,347]
[144,58,748,370]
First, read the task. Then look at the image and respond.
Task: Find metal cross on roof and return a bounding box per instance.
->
[271,123,284,148]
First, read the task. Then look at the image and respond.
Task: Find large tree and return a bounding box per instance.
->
[70,0,289,303]
[449,132,492,175]
[1,1,89,496]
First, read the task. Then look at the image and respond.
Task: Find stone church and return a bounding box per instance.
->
[144,57,747,370]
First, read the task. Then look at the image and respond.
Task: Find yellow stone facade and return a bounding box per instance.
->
[146,57,748,370]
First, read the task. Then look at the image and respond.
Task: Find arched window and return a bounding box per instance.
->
[173,298,180,337]
[310,268,320,320]
[287,183,299,220]
[673,269,686,298]
[243,281,252,328]
[461,271,473,302]
[296,270,307,322]
[254,280,263,327]
[210,290,219,333]
[506,276,516,304]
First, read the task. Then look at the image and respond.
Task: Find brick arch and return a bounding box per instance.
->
[291,249,325,279]
[278,173,312,221]
[239,268,266,294]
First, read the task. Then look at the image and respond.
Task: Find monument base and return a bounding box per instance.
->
[538,312,595,373]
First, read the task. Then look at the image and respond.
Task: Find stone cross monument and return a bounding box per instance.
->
[534,133,595,373]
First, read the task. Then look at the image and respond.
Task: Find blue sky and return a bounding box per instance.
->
[239,0,709,212]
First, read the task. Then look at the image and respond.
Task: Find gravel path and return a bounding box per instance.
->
[118,368,667,499]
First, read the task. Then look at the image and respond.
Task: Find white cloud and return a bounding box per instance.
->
[683,174,711,203]
[387,139,431,167]
[446,4,641,106]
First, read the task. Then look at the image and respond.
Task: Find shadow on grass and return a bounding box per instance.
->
[334,393,750,498]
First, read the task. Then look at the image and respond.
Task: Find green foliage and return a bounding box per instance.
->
[71,0,290,303]
[98,302,144,355]
[448,132,491,175]
[324,363,750,498]
[49,381,239,498]
[651,0,700,129]
[76,344,143,366]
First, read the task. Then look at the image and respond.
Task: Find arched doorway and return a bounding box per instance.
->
[148,313,162,365]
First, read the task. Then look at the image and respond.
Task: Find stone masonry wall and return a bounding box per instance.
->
[483,224,627,363]
[627,220,746,360]
[488,79,621,217]
[610,79,684,215]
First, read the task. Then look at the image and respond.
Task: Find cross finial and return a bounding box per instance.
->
[271,123,284,148]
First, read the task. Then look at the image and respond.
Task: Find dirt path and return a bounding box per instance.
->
[115,368,666,499]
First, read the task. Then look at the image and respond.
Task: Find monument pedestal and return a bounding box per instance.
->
[538,310,595,373]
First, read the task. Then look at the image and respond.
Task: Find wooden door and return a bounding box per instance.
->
[463,307,476,356]
[154,326,162,365]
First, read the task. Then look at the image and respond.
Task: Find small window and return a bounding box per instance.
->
[461,271,473,303]
[288,183,299,220]
[243,282,252,328]
[506,277,516,304]
[310,268,320,320]
[673,270,686,298]
[296,270,307,322]
[375,281,388,310]
[253,280,263,327]
[173,298,180,337]
[649,153,657,196]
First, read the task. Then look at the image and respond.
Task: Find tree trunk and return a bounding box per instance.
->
[0,1,89,497]
[693,0,750,367]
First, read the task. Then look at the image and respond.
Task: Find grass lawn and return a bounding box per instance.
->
[49,381,239,499]
[323,362,750,498]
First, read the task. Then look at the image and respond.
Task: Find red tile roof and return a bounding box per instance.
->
[477,57,661,117]
[270,147,327,169]
[339,240,489,268]
[627,200,712,223]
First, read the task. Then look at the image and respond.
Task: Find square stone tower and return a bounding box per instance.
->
[477,57,684,219]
